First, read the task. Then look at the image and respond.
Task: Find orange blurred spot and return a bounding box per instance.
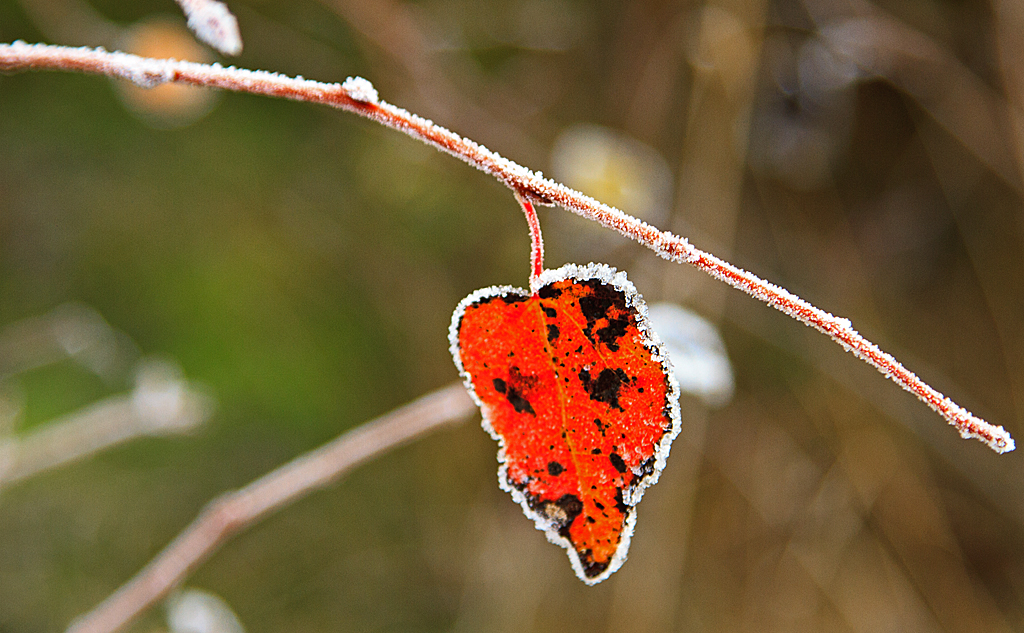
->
[116,18,219,128]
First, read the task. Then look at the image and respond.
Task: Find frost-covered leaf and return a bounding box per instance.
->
[451,263,681,584]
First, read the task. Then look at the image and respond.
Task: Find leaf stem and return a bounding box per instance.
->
[515,191,545,293]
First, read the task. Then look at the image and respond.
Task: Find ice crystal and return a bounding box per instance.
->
[342,76,379,104]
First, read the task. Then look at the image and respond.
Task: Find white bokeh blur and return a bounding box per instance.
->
[647,302,734,409]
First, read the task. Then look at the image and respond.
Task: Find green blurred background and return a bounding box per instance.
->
[3,0,1024,631]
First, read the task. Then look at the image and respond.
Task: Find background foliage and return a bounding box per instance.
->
[2,0,1024,631]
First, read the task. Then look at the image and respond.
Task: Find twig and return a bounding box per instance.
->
[173,0,242,56]
[0,42,1012,454]
[64,382,475,633]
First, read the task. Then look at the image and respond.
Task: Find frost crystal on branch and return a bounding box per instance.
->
[175,0,242,56]
[341,76,379,104]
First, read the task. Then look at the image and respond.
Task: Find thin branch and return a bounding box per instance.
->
[0,42,1013,453]
[64,382,476,633]
[173,0,242,56]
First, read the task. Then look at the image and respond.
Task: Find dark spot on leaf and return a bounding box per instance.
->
[609,452,627,473]
[580,555,610,579]
[579,283,619,322]
[579,281,626,344]
[595,316,629,351]
[493,378,507,393]
[614,488,628,514]
[579,368,628,411]
[547,461,565,476]
[542,305,557,318]
[538,284,563,299]
[476,293,526,307]
[553,494,584,538]
[503,366,538,415]
[506,386,535,415]
[547,324,560,342]
[591,448,602,454]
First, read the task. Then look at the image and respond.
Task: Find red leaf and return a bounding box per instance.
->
[450,263,681,584]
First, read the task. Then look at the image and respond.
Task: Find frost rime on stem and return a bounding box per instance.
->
[0,42,1012,454]
[340,76,378,104]
[175,0,242,56]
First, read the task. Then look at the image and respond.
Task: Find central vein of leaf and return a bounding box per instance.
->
[534,293,616,546]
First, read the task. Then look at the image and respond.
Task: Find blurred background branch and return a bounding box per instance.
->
[0,304,213,495]
[67,381,474,633]
[0,359,213,490]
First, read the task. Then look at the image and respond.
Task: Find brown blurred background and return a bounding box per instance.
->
[2,0,1024,630]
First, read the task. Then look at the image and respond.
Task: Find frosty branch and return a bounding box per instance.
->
[0,41,1013,453]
